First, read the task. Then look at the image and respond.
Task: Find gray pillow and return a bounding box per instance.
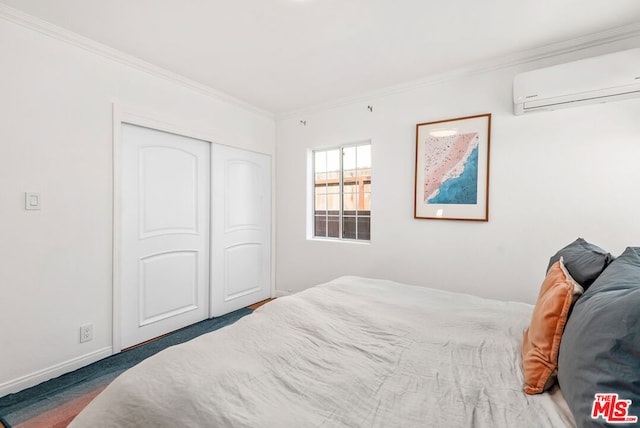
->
[557,247,640,427]
[547,238,613,290]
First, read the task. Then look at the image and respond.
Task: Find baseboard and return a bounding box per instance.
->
[0,346,112,398]
[274,290,292,298]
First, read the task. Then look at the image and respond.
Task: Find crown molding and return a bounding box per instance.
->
[276,22,640,120]
[3,2,638,122]
[0,3,274,119]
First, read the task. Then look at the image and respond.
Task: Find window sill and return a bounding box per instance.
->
[307,237,371,245]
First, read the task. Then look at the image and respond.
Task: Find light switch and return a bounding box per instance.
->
[25,192,41,210]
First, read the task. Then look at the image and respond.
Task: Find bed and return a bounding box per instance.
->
[70,275,577,428]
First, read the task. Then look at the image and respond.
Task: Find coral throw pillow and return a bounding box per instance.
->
[522,258,583,394]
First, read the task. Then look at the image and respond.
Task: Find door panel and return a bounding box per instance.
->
[225,243,262,299]
[211,145,271,316]
[139,147,199,237]
[121,123,210,350]
[226,161,261,229]
[139,250,198,326]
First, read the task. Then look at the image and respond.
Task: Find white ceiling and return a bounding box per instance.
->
[2,0,640,114]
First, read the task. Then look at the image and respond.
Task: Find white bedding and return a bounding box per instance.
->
[70,276,576,427]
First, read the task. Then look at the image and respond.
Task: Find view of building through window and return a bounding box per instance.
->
[313,143,371,240]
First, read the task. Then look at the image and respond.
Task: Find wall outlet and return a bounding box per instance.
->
[80,324,93,343]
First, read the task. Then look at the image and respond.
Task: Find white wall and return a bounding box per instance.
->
[275,37,640,304]
[0,17,274,394]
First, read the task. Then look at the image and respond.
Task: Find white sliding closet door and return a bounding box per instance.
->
[120,123,211,350]
[210,144,271,317]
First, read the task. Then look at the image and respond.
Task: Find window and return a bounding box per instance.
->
[312,143,371,241]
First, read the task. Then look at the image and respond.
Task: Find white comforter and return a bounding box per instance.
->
[70,276,576,427]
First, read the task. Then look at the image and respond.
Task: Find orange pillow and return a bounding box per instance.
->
[522,258,583,394]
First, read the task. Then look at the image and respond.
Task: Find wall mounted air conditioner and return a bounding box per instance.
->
[513,48,640,115]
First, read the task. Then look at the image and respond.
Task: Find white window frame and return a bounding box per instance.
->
[307,141,371,242]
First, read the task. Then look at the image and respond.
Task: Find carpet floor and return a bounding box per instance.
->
[0,307,253,428]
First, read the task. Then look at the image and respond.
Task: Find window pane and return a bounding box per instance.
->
[357,145,371,168]
[315,171,327,185]
[357,216,370,240]
[361,192,371,211]
[343,146,356,170]
[314,215,327,237]
[358,167,371,183]
[344,171,356,184]
[326,149,340,173]
[343,192,356,211]
[314,151,327,173]
[343,215,357,239]
[327,193,340,211]
[315,193,327,211]
[343,183,356,194]
[327,216,340,238]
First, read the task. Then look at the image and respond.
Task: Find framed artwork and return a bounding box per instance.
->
[414,113,491,221]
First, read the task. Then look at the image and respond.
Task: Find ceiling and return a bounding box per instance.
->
[2,0,640,114]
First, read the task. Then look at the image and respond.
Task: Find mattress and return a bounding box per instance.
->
[70,276,576,427]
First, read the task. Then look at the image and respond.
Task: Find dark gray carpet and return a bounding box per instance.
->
[0,307,253,427]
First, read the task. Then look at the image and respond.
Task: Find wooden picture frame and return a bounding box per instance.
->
[414,113,491,221]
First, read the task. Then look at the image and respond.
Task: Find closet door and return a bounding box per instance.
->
[120,123,210,350]
[210,144,271,316]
